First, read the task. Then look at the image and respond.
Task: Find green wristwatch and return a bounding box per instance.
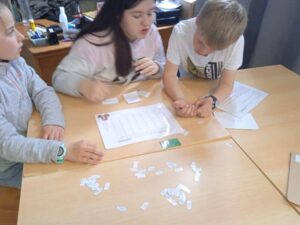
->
[205,95,218,110]
[56,144,67,164]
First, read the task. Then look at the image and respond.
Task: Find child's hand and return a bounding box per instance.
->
[42,125,64,141]
[65,140,104,165]
[134,57,159,77]
[193,98,213,118]
[173,99,197,118]
[79,79,111,103]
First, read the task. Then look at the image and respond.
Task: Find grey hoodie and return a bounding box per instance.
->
[0,57,65,172]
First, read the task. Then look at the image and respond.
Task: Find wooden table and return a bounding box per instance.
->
[24,80,229,177]
[229,65,300,212]
[182,65,300,211]
[18,66,300,224]
[18,140,300,225]
[16,20,173,85]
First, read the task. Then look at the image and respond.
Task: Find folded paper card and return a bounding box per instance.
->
[286,152,300,206]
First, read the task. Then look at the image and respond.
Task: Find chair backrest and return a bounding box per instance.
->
[1,0,13,10]
[10,0,80,22]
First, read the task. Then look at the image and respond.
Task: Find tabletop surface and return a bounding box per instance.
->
[182,65,300,211]
[18,139,300,225]
[230,65,300,212]
[24,80,230,177]
[18,65,300,224]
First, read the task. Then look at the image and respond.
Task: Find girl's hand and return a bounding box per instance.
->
[79,79,111,103]
[134,57,159,77]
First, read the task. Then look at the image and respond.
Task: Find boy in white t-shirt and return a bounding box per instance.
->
[163,0,248,118]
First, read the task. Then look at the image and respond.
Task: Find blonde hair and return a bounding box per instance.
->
[196,0,248,50]
[0,3,9,24]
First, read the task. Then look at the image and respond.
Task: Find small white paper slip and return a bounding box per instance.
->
[104,182,111,191]
[178,192,187,205]
[166,161,177,169]
[194,174,200,182]
[135,172,146,179]
[130,160,139,171]
[225,142,233,148]
[140,201,150,210]
[176,184,191,194]
[147,166,156,172]
[186,200,192,210]
[295,154,300,163]
[175,167,184,172]
[123,91,141,104]
[167,197,177,206]
[214,112,259,130]
[80,178,87,186]
[80,174,104,195]
[182,129,189,136]
[155,170,163,176]
[137,89,150,98]
[102,97,119,105]
[116,206,128,212]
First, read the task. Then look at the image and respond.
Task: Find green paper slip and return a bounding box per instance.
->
[160,138,181,149]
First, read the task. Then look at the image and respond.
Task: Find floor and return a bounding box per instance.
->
[0,187,20,225]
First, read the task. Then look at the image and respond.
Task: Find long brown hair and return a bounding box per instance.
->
[76,0,149,77]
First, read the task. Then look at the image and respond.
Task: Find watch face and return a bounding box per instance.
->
[57,147,65,157]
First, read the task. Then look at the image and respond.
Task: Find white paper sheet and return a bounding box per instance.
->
[214,112,259,130]
[217,81,268,118]
[95,103,185,149]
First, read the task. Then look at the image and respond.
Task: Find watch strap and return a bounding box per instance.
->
[56,144,67,164]
[205,95,218,110]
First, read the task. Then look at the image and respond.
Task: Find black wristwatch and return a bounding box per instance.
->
[205,95,218,110]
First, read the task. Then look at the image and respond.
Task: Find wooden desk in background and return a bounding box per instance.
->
[182,65,300,212]
[16,19,174,85]
[18,140,300,225]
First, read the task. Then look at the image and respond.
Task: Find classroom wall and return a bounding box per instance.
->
[248,0,300,75]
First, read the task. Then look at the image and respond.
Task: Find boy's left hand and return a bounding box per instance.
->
[193,98,213,118]
[42,125,64,141]
[173,99,197,118]
[134,57,159,77]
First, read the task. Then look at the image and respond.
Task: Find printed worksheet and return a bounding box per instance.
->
[217,81,268,118]
[95,103,185,149]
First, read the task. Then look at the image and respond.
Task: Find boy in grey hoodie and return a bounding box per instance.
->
[0,3,104,189]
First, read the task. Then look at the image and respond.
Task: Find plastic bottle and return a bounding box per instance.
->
[17,0,33,26]
[156,0,181,10]
[59,6,68,39]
